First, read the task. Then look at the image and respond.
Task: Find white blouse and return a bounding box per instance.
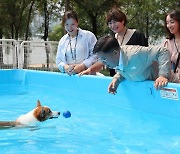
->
[56,28,97,72]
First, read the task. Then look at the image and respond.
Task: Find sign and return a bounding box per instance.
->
[160,88,179,100]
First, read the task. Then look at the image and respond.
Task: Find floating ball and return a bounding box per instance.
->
[63,111,71,118]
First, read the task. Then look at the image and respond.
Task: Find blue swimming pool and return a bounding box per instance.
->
[0,69,180,153]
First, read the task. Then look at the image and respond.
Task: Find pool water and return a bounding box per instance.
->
[0,70,180,153]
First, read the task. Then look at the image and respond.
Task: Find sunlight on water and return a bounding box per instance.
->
[0,84,180,153]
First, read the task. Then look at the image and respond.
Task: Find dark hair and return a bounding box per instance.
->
[165,10,180,40]
[93,35,120,54]
[62,10,79,26]
[106,7,127,25]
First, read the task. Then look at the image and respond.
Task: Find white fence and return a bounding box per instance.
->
[0,39,59,71]
[0,39,18,69]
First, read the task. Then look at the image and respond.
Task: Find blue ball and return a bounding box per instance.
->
[63,111,71,118]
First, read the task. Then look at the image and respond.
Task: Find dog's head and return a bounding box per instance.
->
[34,100,60,122]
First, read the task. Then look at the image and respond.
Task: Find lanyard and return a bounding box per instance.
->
[65,30,79,62]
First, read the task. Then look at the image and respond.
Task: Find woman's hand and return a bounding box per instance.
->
[64,64,75,75]
[78,68,92,76]
[72,63,86,74]
[79,62,104,76]
[64,63,86,75]
[154,76,168,90]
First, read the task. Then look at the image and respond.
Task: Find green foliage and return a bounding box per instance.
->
[48,25,64,41]
[71,0,121,37]
[120,0,180,44]
[68,0,180,44]
[0,0,180,44]
[0,0,32,39]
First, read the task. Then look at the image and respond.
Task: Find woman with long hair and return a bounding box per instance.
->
[163,10,180,82]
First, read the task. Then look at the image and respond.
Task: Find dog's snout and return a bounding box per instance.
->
[58,112,60,115]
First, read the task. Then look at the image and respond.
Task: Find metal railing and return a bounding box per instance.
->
[0,39,59,71]
[0,39,18,69]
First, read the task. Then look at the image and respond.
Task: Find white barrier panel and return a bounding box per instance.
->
[0,39,59,72]
[19,41,58,71]
[0,39,18,69]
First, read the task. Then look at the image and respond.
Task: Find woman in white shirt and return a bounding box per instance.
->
[56,10,97,75]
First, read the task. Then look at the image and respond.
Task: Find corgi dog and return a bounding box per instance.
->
[0,100,60,127]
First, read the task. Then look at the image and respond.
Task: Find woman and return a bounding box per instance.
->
[79,7,148,76]
[163,10,180,82]
[56,10,97,75]
[107,7,148,76]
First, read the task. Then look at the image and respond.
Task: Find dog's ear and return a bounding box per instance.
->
[37,100,41,107]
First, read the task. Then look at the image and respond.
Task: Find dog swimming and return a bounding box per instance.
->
[0,100,60,128]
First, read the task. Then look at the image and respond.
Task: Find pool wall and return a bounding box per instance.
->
[1,69,180,119]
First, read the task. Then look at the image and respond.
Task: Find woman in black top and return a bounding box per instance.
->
[78,7,148,76]
[107,7,148,76]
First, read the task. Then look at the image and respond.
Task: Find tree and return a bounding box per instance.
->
[72,0,121,37]
[0,0,36,40]
[48,25,64,41]
[25,0,35,40]
[0,0,35,66]
[36,0,62,68]
[121,0,180,44]
[0,0,5,64]
[65,0,71,11]
[1,0,180,44]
